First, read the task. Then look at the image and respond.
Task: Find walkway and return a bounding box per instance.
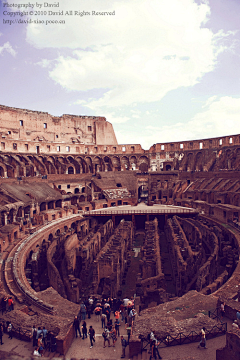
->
[0,314,232,360]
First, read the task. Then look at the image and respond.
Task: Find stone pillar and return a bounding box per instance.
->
[131,214,135,228]
[4,212,8,226]
[12,211,17,223]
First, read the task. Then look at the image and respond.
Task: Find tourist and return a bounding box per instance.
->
[154,340,162,359]
[198,327,207,349]
[0,322,3,345]
[80,302,87,320]
[101,312,107,328]
[123,297,129,307]
[129,308,136,325]
[119,301,125,322]
[111,327,117,347]
[237,311,240,326]
[115,318,120,336]
[42,326,47,347]
[37,334,44,356]
[107,318,112,331]
[36,327,42,340]
[121,335,127,358]
[32,325,37,347]
[7,321,13,339]
[51,333,57,352]
[8,296,14,312]
[105,307,111,322]
[126,323,131,344]
[150,340,158,360]
[94,305,101,321]
[102,327,111,347]
[88,325,95,348]
[115,309,120,321]
[1,296,7,315]
[81,321,87,339]
[73,316,81,338]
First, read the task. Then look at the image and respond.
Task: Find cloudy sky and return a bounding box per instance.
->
[0,0,240,149]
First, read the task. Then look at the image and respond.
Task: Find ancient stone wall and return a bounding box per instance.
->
[140,218,165,294]
[47,239,67,298]
[92,220,133,297]
[0,104,118,148]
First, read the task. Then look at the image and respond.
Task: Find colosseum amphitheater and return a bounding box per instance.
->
[0,104,240,359]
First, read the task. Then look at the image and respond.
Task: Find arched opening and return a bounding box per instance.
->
[0,166,4,177]
[79,195,85,202]
[48,233,53,241]
[56,199,62,208]
[68,166,74,174]
[74,188,79,194]
[166,165,171,171]
[40,202,47,211]
[48,201,54,210]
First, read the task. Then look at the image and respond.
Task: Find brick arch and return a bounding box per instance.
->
[85,157,93,173]
[92,156,103,173]
[0,162,7,177]
[111,156,121,171]
[120,156,130,170]
[103,156,112,171]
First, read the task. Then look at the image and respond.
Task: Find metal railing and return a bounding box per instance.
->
[140,321,227,351]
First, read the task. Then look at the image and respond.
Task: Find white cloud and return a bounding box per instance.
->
[0,42,16,57]
[36,59,54,68]
[130,96,240,149]
[20,0,228,111]
[103,112,130,124]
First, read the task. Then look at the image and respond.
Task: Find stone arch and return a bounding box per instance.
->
[30,155,47,175]
[93,156,103,173]
[85,157,93,173]
[130,156,137,170]
[186,153,194,171]
[76,157,86,173]
[120,156,130,170]
[195,152,203,171]
[6,165,15,178]
[103,156,112,171]
[138,156,149,172]
[44,156,57,174]
[55,156,67,174]
[26,164,34,177]
[0,163,7,177]
[40,202,47,211]
[67,166,75,174]
[67,156,81,174]
[48,233,53,241]
[56,199,62,208]
[112,156,121,171]
[71,196,78,205]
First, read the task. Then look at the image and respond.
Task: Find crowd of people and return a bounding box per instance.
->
[1,296,14,314]
[31,325,57,357]
[72,295,137,358]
